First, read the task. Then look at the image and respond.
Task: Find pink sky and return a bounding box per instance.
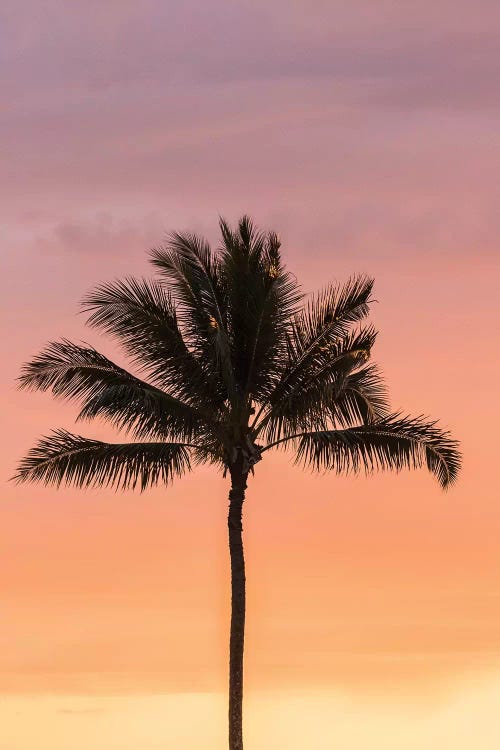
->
[2,1,500,747]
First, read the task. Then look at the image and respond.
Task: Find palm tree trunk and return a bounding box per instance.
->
[228,466,248,750]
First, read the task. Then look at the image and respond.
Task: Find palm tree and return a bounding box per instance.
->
[15,216,460,750]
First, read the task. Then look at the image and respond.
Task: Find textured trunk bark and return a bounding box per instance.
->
[228,466,248,750]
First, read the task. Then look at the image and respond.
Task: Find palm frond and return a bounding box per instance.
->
[257,326,379,441]
[270,414,461,489]
[290,275,374,353]
[327,364,390,428]
[219,215,266,263]
[77,383,212,443]
[82,277,221,405]
[150,234,235,402]
[18,340,211,441]
[14,430,194,491]
[219,221,303,402]
[263,275,374,415]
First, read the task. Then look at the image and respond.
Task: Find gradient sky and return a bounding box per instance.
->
[2,1,500,747]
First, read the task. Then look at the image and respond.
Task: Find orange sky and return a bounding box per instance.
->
[2,1,500,747]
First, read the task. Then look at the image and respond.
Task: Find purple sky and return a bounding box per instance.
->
[3,1,499,254]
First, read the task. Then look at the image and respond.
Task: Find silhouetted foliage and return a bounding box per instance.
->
[15,216,461,750]
[16,215,460,490]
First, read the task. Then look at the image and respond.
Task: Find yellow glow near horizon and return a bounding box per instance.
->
[3,675,500,749]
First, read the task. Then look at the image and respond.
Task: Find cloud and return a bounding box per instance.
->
[2,0,499,109]
[42,214,165,257]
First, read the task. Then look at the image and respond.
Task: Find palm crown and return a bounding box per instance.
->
[15,215,461,750]
[16,215,460,490]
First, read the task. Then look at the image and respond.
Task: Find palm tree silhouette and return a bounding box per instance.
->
[16,216,461,750]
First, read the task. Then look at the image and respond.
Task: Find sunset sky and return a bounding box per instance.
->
[2,1,500,747]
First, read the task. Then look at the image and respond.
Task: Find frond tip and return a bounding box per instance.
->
[289,414,461,488]
[14,430,192,492]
